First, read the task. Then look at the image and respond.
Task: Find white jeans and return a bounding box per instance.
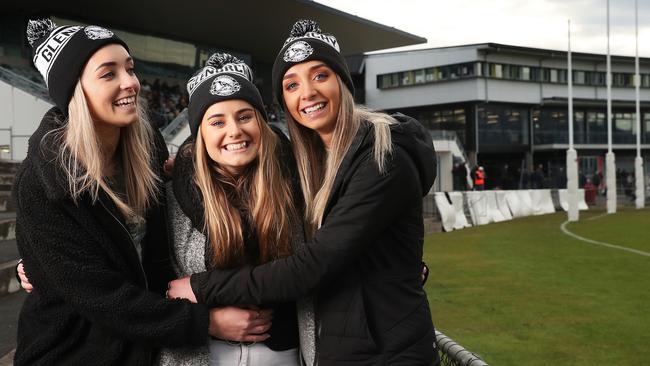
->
[209,340,300,366]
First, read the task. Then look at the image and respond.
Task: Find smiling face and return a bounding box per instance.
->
[200,99,261,175]
[80,44,139,130]
[281,60,341,147]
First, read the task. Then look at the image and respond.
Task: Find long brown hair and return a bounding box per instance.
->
[287,77,394,233]
[193,110,295,268]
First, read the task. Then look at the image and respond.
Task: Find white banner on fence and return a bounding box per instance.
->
[434,192,456,232]
[508,190,533,217]
[486,191,507,222]
[505,191,523,218]
[495,191,513,220]
[464,191,490,226]
[530,189,555,215]
[448,192,471,229]
[559,189,589,211]
[578,189,588,210]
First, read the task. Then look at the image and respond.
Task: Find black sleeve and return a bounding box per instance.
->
[15,172,209,348]
[190,147,420,306]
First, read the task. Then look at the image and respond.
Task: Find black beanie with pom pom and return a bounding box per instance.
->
[26,19,128,115]
[272,19,354,106]
[186,53,267,138]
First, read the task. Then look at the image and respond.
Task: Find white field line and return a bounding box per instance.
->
[560,221,650,257]
[586,213,609,221]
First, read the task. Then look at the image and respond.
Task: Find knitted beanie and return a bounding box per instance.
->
[272,19,354,106]
[27,19,129,115]
[187,53,267,138]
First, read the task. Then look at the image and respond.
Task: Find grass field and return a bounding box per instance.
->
[424,208,650,366]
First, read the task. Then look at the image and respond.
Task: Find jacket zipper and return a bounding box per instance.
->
[99,198,149,290]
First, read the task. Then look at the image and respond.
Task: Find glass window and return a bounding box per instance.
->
[550,69,558,83]
[491,64,503,78]
[644,113,650,143]
[614,112,635,143]
[574,111,586,143]
[478,105,528,145]
[574,71,585,84]
[587,111,606,143]
[377,74,391,89]
[439,67,449,80]
[415,69,425,84]
[425,68,436,82]
[509,65,520,80]
[558,69,567,83]
[402,71,414,86]
[502,65,511,79]
[522,67,530,81]
[640,74,648,87]
[460,63,472,77]
[449,65,459,79]
[475,62,483,77]
[613,73,625,87]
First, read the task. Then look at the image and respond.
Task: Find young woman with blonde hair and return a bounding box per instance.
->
[169,20,441,365]
[13,19,221,365]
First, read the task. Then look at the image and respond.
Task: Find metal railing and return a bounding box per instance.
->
[161,108,189,141]
[436,330,489,366]
[0,66,50,102]
[430,130,470,164]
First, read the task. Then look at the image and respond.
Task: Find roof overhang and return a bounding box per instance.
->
[9,0,426,63]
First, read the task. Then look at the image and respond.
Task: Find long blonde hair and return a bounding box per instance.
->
[193,110,295,268]
[287,77,395,232]
[51,82,160,216]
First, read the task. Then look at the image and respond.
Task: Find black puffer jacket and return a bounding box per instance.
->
[191,114,440,365]
[13,107,209,366]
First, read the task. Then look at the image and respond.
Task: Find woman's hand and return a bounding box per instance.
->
[163,154,176,178]
[207,306,273,342]
[17,262,33,293]
[167,276,196,302]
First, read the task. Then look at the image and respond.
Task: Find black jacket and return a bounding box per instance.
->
[13,107,209,366]
[191,114,439,365]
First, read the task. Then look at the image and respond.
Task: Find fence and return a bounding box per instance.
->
[436,331,489,366]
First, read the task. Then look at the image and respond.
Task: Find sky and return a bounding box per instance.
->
[315,0,650,57]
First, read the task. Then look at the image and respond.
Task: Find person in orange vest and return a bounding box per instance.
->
[474,166,486,190]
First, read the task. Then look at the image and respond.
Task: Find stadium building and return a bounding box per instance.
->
[363,43,650,190]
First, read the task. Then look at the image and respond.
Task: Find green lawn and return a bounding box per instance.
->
[424,208,650,366]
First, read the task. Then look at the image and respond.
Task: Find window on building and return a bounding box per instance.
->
[510,65,521,80]
[402,71,414,86]
[415,69,426,84]
[522,66,531,81]
[491,64,503,78]
[574,111,586,144]
[639,74,649,87]
[613,112,635,143]
[644,113,650,143]
[550,69,558,83]
[587,111,606,143]
[425,68,437,82]
[574,71,585,84]
[478,105,528,145]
